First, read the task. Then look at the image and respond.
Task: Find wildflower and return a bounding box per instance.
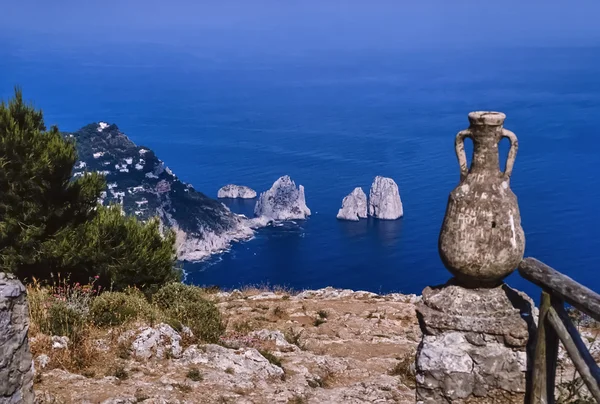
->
[94,275,100,279]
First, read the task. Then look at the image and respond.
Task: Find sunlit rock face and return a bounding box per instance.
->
[254,176,311,221]
[217,185,257,199]
[368,176,403,220]
[337,187,368,221]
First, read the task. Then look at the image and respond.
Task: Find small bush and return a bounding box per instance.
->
[154,283,224,343]
[90,291,157,327]
[114,365,129,380]
[186,368,203,382]
[225,367,234,374]
[153,283,206,309]
[47,301,86,341]
[259,350,282,368]
[389,350,416,387]
[313,318,326,327]
[287,395,307,404]
[174,383,192,393]
[284,328,305,350]
[317,310,328,319]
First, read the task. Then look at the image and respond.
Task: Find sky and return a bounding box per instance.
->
[2,1,600,53]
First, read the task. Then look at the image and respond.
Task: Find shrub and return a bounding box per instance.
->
[47,301,86,342]
[313,318,326,327]
[186,368,203,382]
[47,206,181,293]
[90,291,158,327]
[154,283,224,343]
[153,283,206,308]
[259,350,282,368]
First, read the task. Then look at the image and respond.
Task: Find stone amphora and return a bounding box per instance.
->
[439,111,525,287]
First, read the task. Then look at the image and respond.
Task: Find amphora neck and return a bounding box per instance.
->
[467,112,505,176]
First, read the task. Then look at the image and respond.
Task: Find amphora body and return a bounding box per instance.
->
[439,112,525,287]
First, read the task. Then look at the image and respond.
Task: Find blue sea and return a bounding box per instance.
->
[1,42,599,299]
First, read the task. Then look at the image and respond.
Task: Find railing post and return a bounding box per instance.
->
[531,291,560,404]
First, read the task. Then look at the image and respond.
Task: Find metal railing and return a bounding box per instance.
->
[519,257,600,403]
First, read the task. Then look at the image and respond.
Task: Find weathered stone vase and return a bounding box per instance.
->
[439,111,525,287]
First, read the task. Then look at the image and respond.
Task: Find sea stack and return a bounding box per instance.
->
[217,184,257,199]
[368,176,403,220]
[337,187,368,221]
[254,176,311,220]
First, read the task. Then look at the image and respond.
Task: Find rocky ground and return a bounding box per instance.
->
[32,288,422,404]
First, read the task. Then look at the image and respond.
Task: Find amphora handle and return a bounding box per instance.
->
[455,129,471,182]
[501,129,518,180]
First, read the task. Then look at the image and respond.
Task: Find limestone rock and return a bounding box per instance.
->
[368,176,403,220]
[181,344,284,379]
[35,355,50,370]
[336,187,368,221]
[217,184,257,199]
[51,336,69,350]
[130,324,182,360]
[254,176,311,220]
[0,273,34,403]
[416,282,534,403]
[248,330,298,352]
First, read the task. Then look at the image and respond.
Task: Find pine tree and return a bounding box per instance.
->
[0,88,105,278]
[47,205,181,293]
[0,89,179,290]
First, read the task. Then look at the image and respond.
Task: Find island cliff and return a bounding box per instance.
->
[69,122,254,261]
[217,184,257,199]
[368,176,403,220]
[254,176,311,221]
[337,187,368,221]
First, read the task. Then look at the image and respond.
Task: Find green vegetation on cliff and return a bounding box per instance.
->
[0,89,179,290]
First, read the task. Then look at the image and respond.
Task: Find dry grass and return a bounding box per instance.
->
[389,350,417,387]
[27,279,225,373]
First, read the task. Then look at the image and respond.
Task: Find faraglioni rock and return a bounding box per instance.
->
[217,184,257,199]
[254,176,311,220]
[336,187,368,221]
[68,122,256,262]
[368,176,403,220]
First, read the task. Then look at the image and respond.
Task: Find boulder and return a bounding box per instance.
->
[254,176,311,220]
[217,185,257,199]
[0,273,35,403]
[336,187,368,221]
[368,176,403,220]
[130,323,182,360]
[182,344,284,379]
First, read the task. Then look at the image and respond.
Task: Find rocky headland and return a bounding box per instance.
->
[368,176,403,220]
[337,188,368,222]
[254,176,311,221]
[218,185,257,199]
[69,122,255,262]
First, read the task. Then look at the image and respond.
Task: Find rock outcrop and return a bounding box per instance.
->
[217,185,257,199]
[415,282,534,403]
[0,273,34,404]
[336,187,368,221]
[368,176,403,220]
[34,287,420,403]
[69,123,256,262]
[129,324,183,360]
[254,176,311,221]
